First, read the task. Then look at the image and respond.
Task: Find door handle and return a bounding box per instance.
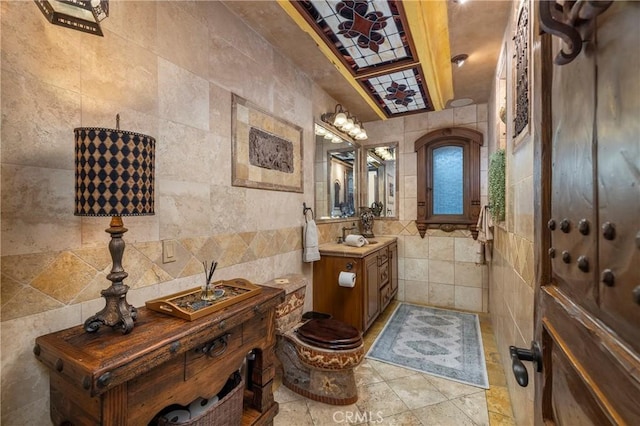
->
[509,341,542,387]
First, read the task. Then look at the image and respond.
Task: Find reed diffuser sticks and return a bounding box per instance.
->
[201,260,218,301]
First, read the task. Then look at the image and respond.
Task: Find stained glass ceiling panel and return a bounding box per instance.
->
[362,67,432,116]
[288,0,436,117]
[298,0,414,74]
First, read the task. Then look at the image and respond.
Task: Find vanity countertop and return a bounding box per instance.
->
[319,236,397,258]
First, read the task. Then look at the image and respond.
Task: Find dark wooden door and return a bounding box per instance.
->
[531,2,640,424]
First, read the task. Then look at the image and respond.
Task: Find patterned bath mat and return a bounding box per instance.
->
[366,303,489,389]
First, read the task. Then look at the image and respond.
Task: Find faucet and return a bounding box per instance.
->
[341,223,358,243]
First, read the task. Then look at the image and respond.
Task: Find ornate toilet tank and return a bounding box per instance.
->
[265,274,364,405]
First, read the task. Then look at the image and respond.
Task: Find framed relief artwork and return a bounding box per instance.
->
[231,94,303,193]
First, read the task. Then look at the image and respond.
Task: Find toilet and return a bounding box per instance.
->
[265,274,364,405]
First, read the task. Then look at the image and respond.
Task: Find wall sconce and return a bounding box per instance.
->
[451,53,469,68]
[34,0,109,36]
[320,104,368,141]
[75,115,155,334]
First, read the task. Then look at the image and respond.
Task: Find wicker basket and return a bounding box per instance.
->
[158,372,244,426]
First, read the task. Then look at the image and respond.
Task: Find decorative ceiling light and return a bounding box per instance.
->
[34,0,109,36]
[320,104,368,141]
[451,54,469,68]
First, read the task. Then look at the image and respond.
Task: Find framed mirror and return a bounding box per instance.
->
[365,143,398,218]
[314,123,360,220]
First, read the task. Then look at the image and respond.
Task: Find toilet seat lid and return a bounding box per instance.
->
[296,318,362,350]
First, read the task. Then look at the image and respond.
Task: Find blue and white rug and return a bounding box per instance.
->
[366,303,489,389]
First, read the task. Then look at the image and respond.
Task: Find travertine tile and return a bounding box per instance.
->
[0,252,58,284]
[156,120,212,184]
[81,29,158,116]
[486,363,508,387]
[356,381,410,419]
[103,0,156,50]
[274,382,305,404]
[450,392,489,426]
[31,252,97,304]
[402,152,418,177]
[455,237,480,263]
[1,70,80,171]
[355,360,385,387]
[273,400,313,426]
[454,262,483,288]
[404,258,428,282]
[428,109,455,130]
[0,2,82,92]
[488,411,516,426]
[454,286,483,312]
[1,165,80,255]
[423,374,484,400]
[306,398,363,425]
[367,359,417,381]
[158,58,209,130]
[375,410,423,425]
[428,283,455,308]
[157,1,209,78]
[404,235,429,259]
[386,374,447,409]
[428,237,455,261]
[0,285,64,321]
[404,113,429,133]
[157,179,212,239]
[486,386,513,417]
[428,260,455,284]
[412,400,475,425]
[404,280,429,305]
[454,105,477,125]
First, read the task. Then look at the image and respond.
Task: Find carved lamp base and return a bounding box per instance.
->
[84,216,137,334]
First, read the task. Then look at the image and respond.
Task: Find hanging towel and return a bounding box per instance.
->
[476,205,494,263]
[303,218,321,262]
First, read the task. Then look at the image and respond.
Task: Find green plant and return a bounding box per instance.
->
[488,149,506,222]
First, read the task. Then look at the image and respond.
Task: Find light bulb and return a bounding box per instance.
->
[342,118,354,132]
[331,136,342,144]
[315,125,326,136]
[333,112,347,127]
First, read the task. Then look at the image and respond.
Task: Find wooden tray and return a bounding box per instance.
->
[145,278,262,321]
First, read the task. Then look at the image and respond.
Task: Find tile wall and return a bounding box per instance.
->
[0,1,335,423]
[485,0,536,423]
[0,2,498,425]
[360,104,490,313]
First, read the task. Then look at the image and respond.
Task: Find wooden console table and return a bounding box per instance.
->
[34,284,284,426]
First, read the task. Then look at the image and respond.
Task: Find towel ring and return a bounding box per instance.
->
[303,202,314,222]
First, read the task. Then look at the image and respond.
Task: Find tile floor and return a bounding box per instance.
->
[273,301,516,425]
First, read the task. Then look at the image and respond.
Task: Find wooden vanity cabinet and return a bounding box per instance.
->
[379,242,398,313]
[313,238,398,333]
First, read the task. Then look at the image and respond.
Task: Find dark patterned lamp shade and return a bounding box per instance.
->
[74,127,155,217]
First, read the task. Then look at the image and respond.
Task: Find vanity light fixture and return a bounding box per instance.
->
[451,54,469,68]
[75,114,155,334]
[320,104,368,141]
[34,0,109,36]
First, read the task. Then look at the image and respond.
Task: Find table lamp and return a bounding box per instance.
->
[75,115,155,334]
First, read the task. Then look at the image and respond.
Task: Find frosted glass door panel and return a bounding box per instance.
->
[433,146,463,215]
